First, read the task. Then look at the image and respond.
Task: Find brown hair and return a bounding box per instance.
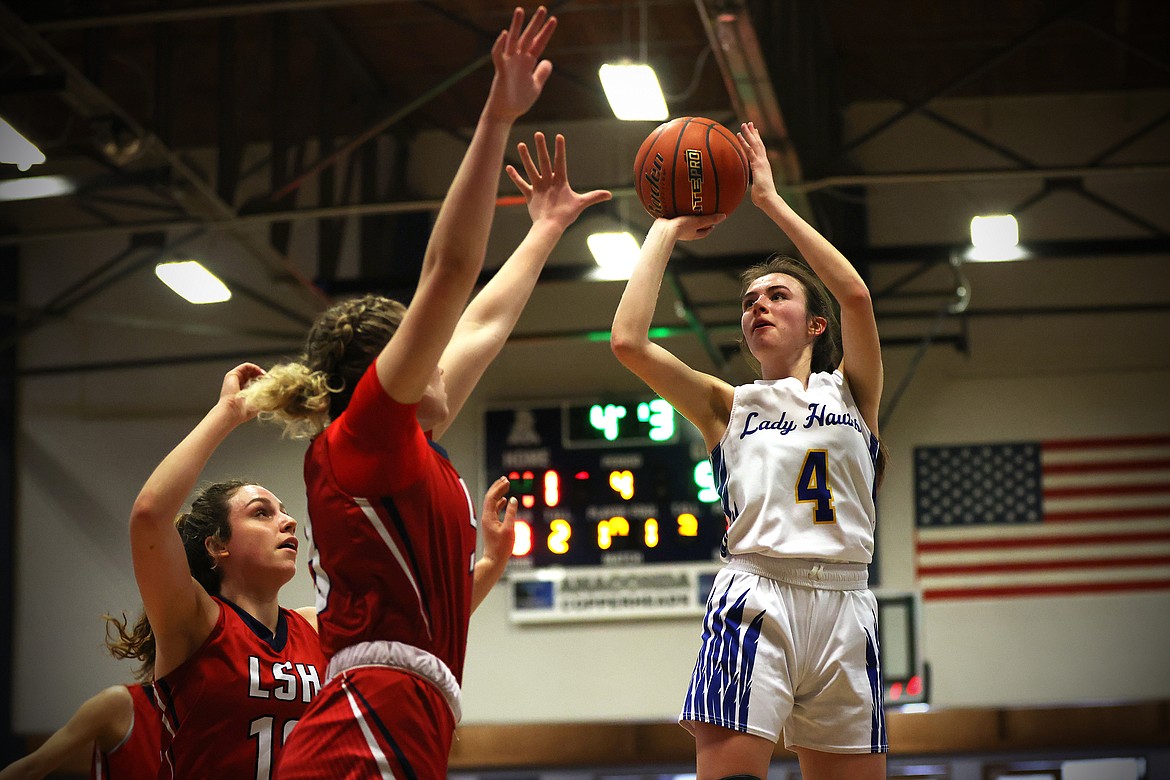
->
[103,611,155,681]
[242,294,406,438]
[738,253,842,375]
[176,479,255,594]
[105,479,255,677]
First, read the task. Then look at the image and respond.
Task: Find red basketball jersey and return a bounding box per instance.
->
[302,362,478,680]
[153,598,325,780]
[90,684,160,780]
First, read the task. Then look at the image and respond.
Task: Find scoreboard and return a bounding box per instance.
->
[483,398,726,568]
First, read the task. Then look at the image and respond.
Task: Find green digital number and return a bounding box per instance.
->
[588,403,627,441]
[637,398,675,442]
[693,460,719,503]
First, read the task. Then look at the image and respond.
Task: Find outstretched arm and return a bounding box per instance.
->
[375,7,558,408]
[129,363,263,677]
[434,132,612,439]
[0,686,131,780]
[738,121,883,434]
[610,215,732,451]
[471,476,517,612]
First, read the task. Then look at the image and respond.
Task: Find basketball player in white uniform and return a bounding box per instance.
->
[610,121,887,780]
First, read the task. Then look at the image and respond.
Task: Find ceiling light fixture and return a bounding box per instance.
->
[599,0,668,121]
[154,260,232,304]
[0,116,46,170]
[966,214,1027,262]
[0,175,76,202]
[599,62,669,121]
[587,231,642,280]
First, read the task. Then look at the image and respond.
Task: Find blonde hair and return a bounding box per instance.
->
[242,293,406,438]
[241,362,335,439]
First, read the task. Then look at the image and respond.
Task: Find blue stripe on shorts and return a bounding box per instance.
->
[864,625,888,753]
[682,576,765,732]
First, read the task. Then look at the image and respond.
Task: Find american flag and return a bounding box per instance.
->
[913,434,1170,601]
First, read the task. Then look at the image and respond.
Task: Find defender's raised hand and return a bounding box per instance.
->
[506,132,612,230]
[484,6,558,122]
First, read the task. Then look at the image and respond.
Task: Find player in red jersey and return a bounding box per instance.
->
[128,362,326,780]
[0,683,160,780]
[90,684,159,780]
[241,7,610,777]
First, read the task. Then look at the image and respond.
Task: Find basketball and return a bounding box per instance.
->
[633,116,749,219]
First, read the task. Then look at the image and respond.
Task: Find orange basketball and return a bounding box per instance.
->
[633,116,749,219]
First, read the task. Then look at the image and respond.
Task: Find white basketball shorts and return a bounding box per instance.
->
[679,554,888,754]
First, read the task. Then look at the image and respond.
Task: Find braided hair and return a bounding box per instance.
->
[241,294,406,438]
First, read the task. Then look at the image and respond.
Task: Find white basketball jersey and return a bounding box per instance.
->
[712,370,879,563]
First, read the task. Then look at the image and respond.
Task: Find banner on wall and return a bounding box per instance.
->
[913,434,1170,601]
[508,562,722,623]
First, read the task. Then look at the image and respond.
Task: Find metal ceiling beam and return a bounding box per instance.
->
[263,46,486,205]
[27,0,413,31]
[14,332,970,377]
[501,300,1169,351]
[876,302,1170,320]
[0,2,330,309]
[793,163,1170,191]
[840,236,1170,266]
[0,307,305,343]
[690,0,841,271]
[1,234,180,354]
[664,268,726,373]
[215,17,243,206]
[1087,109,1170,166]
[17,347,304,377]
[912,106,1037,169]
[329,236,1170,301]
[694,0,803,185]
[267,12,295,255]
[6,161,1169,247]
[13,296,1167,379]
[1070,17,1170,73]
[258,0,571,207]
[836,0,1089,160]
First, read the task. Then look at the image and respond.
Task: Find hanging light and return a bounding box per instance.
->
[599,62,668,121]
[154,260,232,304]
[0,175,75,202]
[587,231,641,280]
[967,214,1026,262]
[0,115,46,171]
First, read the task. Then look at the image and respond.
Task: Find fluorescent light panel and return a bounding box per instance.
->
[0,116,46,170]
[155,261,232,304]
[588,231,641,280]
[598,63,668,121]
[0,175,75,202]
[970,214,1018,249]
[967,214,1024,262]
